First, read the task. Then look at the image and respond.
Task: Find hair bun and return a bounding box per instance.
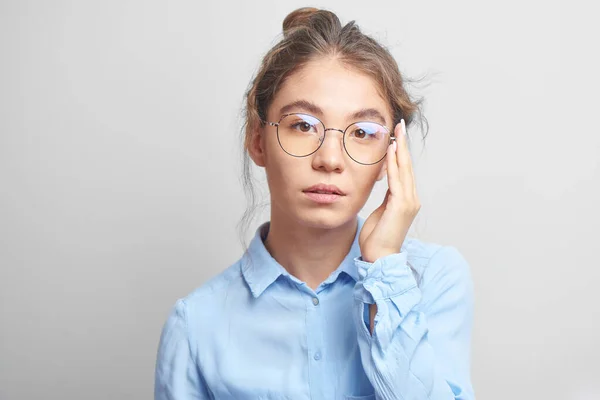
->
[282,7,320,37]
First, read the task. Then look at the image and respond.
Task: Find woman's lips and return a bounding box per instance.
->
[303,183,345,195]
[303,191,343,204]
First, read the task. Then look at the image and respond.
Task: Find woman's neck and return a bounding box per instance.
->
[264,209,358,291]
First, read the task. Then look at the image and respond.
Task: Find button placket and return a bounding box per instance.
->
[306,292,326,399]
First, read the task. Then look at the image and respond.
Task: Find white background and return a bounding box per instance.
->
[1,1,598,399]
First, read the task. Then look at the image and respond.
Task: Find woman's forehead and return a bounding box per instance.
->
[270,59,392,124]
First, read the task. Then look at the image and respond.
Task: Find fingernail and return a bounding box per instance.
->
[401,119,406,136]
[393,141,397,151]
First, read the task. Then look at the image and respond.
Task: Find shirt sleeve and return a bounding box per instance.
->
[154,298,212,400]
[353,245,475,400]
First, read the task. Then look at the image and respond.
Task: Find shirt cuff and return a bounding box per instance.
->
[354,252,417,301]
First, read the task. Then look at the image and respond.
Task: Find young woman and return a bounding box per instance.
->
[154,7,475,400]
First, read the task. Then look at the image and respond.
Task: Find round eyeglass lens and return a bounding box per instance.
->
[343,121,390,164]
[277,113,325,157]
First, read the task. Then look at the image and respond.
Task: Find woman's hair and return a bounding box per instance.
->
[238,7,428,248]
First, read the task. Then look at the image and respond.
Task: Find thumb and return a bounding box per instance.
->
[379,189,391,210]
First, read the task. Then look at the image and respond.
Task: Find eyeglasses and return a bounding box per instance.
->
[262,113,396,165]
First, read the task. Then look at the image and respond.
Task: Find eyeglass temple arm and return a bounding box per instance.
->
[260,119,279,127]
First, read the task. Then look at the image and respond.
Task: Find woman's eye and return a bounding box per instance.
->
[353,129,367,139]
[292,122,314,132]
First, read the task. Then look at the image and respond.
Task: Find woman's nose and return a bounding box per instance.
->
[311,129,346,172]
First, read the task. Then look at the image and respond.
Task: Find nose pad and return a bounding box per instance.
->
[321,128,346,147]
[317,130,346,158]
[312,128,346,171]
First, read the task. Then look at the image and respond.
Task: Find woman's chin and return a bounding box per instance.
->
[294,208,357,230]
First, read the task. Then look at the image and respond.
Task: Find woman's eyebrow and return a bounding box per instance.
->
[350,108,387,126]
[279,100,323,116]
[279,99,388,125]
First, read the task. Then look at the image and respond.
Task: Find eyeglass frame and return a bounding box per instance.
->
[261,112,397,165]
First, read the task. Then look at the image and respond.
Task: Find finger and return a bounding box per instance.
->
[396,119,413,171]
[386,129,401,196]
[382,188,390,207]
[373,189,390,217]
[397,119,416,193]
[373,188,389,214]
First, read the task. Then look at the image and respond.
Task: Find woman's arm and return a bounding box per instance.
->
[353,245,475,400]
[154,299,212,400]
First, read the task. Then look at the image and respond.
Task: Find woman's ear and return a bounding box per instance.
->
[247,126,267,167]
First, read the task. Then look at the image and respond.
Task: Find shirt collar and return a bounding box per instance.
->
[241,221,289,298]
[241,215,366,298]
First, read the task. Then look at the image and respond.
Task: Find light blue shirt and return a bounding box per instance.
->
[154,215,475,399]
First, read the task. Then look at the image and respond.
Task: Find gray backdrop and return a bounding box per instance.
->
[1,1,598,399]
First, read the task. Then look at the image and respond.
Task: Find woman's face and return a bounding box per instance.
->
[249,57,393,230]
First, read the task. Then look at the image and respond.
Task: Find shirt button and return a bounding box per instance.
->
[313,351,321,361]
[312,297,319,306]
